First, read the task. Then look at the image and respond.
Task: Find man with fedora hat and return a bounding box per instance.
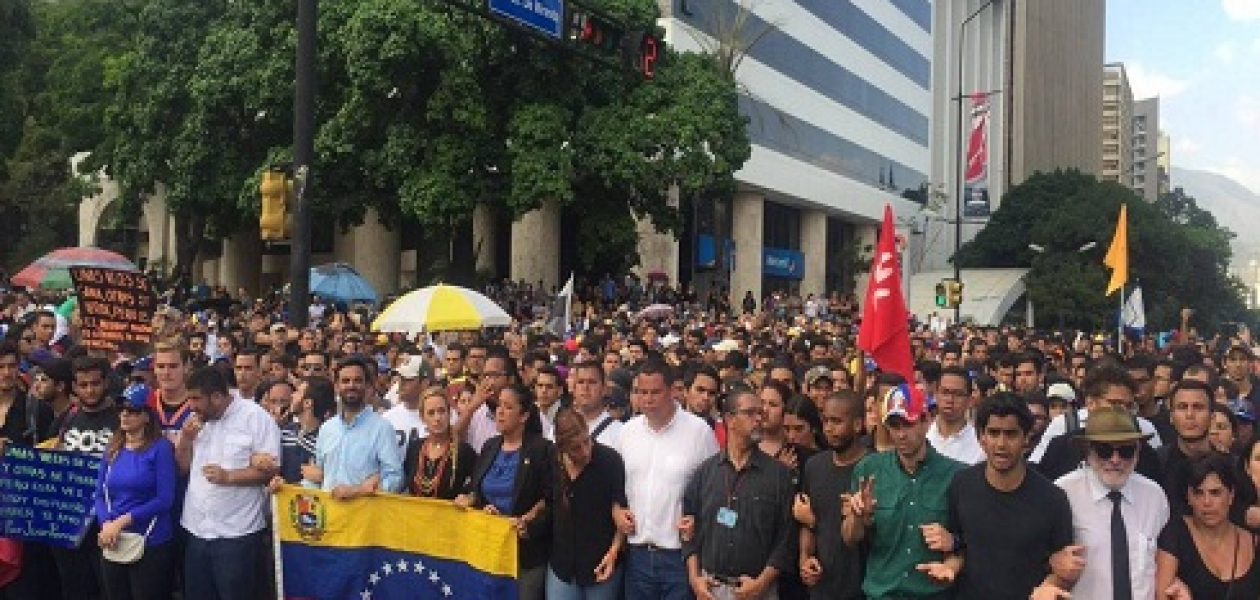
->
[1035,366,1164,483]
[1054,405,1170,600]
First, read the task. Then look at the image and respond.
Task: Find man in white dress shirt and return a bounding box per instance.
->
[614,361,718,600]
[177,366,281,600]
[927,366,985,464]
[1053,406,1171,600]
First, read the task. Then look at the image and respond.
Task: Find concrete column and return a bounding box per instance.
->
[142,186,172,274]
[800,209,827,298]
[510,199,560,289]
[852,223,879,309]
[729,192,764,308]
[472,203,497,276]
[633,189,680,284]
[333,207,401,296]
[219,228,262,296]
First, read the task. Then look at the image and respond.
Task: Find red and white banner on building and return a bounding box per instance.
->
[962,94,991,218]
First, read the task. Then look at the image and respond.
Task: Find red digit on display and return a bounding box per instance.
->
[641,36,658,79]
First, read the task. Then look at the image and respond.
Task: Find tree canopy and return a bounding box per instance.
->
[70,0,749,279]
[955,169,1247,331]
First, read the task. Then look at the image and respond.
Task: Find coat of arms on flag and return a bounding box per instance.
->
[274,486,518,600]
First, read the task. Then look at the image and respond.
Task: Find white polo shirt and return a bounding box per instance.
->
[1055,468,1169,600]
[181,398,282,540]
[927,420,986,465]
[619,405,718,549]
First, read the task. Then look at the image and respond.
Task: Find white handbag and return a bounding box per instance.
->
[100,458,156,564]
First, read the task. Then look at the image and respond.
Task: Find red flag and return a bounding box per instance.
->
[858,205,923,419]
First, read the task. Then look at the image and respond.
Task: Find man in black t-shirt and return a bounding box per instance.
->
[944,393,1077,599]
[796,391,868,600]
[57,357,119,455]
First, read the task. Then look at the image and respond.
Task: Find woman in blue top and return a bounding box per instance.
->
[93,384,178,600]
[457,383,554,600]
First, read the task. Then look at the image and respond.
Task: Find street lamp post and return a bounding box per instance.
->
[289,0,316,328]
[954,0,999,324]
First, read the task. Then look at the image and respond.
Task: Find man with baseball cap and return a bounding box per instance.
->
[381,355,432,451]
[842,385,964,598]
[1053,406,1173,600]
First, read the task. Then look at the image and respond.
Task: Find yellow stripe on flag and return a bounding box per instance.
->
[274,486,517,579]
[1104,204,1128,296]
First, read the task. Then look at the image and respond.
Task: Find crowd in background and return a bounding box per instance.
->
[1,277,1260,599]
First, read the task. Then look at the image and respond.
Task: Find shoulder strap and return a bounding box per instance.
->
[25,394,39,442]
[591,416,615,439]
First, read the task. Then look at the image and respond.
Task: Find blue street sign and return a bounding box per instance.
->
[488,0,565,40]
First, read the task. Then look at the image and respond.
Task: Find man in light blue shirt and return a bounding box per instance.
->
[306,356,403,498]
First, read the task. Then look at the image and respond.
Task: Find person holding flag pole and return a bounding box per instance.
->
[1104,204,1129,354]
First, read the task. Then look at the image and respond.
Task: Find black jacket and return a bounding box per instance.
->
[466,433,554,570]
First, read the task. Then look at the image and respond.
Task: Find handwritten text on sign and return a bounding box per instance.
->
[70,266,157,350]
[0,445,101,548]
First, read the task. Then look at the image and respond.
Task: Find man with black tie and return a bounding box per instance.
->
[1054,406,1170,599]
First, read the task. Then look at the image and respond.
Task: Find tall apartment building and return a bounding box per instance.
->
[1101,63,1134,186]
[923,0,1106,272]
[1130,97,1160,201]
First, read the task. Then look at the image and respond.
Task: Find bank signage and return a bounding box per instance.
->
[762,248,804,280]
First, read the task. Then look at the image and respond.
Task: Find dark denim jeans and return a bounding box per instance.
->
[183,530,265,600]
[624,546,691,600]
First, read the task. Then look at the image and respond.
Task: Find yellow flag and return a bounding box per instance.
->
[1104,204,1128,296]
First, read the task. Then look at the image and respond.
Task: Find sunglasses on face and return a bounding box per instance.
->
[1090,442,1138,460]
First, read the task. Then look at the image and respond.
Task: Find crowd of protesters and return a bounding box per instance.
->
[2,277,1260,600]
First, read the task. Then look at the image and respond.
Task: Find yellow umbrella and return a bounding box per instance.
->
[371,284,511,333]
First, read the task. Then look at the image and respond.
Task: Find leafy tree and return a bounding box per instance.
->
[87,0,748,281]
[956,169,1246,331]
[0,0,135,271]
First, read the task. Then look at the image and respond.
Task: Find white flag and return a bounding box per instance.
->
[547,274,574,337]
[1121,285,1146,332]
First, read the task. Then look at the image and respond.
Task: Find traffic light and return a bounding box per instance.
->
[935,282,947,308]
[619,30,663,79]
[568,10,623,54]
[946,280,964,308]
[567,6,663,79]
[259,169,290,241]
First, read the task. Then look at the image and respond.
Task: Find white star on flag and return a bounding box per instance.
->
[368,573,380,585]
[397,559,409,572]
[382,563,393,576]
[415,561,425,574]
[442,584,452,596]
[360,590,372,600]
[429,571,440,583]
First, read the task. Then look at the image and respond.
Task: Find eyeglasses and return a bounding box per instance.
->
[1090,442,1139,460]
[20,337,34,343]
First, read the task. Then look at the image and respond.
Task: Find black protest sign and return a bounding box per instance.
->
[69,267,157,350]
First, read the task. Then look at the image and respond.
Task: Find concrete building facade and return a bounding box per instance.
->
[656,0,931,305]
[1101,63,1134,186]
[1130,97,1160,201]
[1157,131,1171,197]
[921,0,1106,275]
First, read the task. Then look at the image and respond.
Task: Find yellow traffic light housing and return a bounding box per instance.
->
[946,280,964,308]
[259,170,290,241]
[935,282,947,308]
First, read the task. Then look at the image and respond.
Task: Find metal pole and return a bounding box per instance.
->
[289,0,316,328]
[955,0,997,325]
[1117,284,1124,356]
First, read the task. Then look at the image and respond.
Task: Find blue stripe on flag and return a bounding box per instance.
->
[282,543,517,600]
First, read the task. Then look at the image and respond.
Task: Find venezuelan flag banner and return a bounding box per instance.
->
[274,486,517,600]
